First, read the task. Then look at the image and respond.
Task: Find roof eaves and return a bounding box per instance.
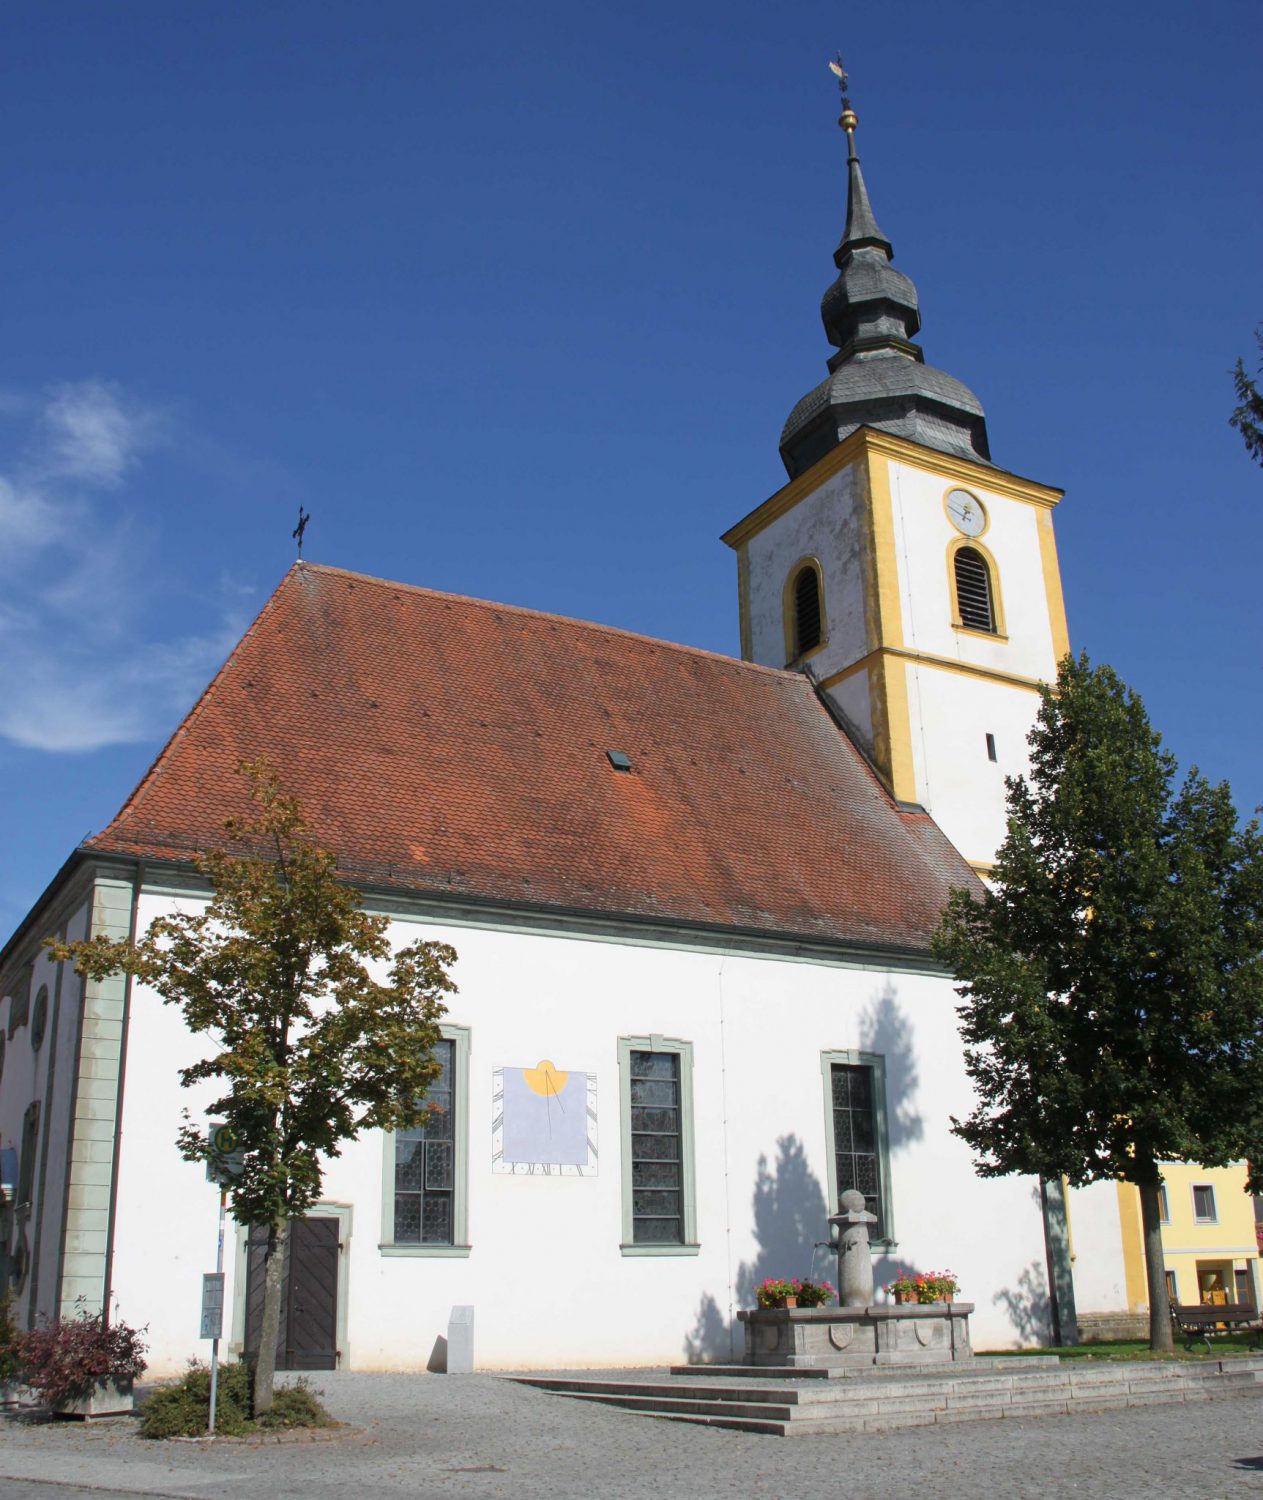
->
[79,849,952,973]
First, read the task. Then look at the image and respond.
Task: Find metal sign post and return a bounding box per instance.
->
[203,1210,226,1435]
[203,1123,244,1437]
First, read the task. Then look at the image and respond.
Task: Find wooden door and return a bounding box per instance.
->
[245,1216,340,1371]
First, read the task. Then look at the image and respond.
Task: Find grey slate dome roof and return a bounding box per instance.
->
[779,118,991,478]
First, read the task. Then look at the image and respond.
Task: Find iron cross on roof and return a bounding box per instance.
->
[293,506,311,557]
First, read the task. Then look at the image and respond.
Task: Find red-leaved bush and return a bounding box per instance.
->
[17,1307,148,1405]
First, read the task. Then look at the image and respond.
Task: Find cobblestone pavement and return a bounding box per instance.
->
[1,1372,1261,1500]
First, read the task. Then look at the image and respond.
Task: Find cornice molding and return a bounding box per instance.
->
[721,427,1063,550]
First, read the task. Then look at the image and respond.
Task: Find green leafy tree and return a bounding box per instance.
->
[1230,325,1263,467]
[51,761,456,1410]
[933,654,1263,1352]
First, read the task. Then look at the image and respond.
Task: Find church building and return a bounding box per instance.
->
[0,104,1134,1373]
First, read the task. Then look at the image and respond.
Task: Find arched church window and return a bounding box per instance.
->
[792,565,823,657]
[953,547,995,633]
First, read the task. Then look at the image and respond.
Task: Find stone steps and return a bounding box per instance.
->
[666,1356,1045,1381]
[514,1357,1263,1437]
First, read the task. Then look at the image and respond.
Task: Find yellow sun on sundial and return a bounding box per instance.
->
[524,1059,568,1097]
[492,1057,596,1175]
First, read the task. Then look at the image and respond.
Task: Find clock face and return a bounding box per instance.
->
[946,488,986,537]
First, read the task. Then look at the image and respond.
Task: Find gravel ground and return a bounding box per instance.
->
[0,1371,1260,1500]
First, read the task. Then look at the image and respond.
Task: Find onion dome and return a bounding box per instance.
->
[780,107,991,478]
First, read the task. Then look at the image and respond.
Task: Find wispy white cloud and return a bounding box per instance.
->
[0,380,248,753]
[39,380,158,487]
[0,474,70,554]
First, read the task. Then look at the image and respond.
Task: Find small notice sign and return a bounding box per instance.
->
[205,1122,245,1185]
[200,1272,225,1340]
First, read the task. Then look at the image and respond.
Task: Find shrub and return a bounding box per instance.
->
[17,1307,147,1406]
[139,1361,254,1439]
[256,1378,332,1430]
[138,1363,333,1439]
[0,1296,22,1385]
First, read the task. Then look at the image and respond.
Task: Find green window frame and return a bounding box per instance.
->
[820,1049,895,1250]
[379,1024,471,1257]
[617,1034,699,1257]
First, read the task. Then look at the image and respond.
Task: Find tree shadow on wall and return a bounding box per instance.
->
[994,1260,1054,1346]
[683,1134,830,1365]
[858,984,923,1152]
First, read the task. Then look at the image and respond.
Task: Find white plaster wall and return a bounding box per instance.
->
[904,666,1040,867]
[1065,1181,1129,1315]
[885,461,1063,866]
[108,894,223,1365]
[108,894,1132,1374]
[745,462,868,676]
[887,462,1060,682]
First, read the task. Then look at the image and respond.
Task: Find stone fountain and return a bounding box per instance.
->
[736,1191,974,1369]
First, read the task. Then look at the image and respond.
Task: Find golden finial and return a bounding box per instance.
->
[829,55,859,148]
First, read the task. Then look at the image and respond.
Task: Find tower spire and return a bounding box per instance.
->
[837,105,892,259]
[776,60,991,477]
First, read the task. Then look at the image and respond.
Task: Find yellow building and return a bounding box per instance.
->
[1118,1164,1261,1311]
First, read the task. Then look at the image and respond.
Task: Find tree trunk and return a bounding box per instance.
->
[253,1216,289,1414]
[1137,1176,1174,1353]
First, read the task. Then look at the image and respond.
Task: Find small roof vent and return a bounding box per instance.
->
[606,750,632,772]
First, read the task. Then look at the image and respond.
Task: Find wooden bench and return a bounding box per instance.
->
[1169,1301,1263,1352]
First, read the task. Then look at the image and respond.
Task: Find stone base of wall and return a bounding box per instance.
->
[1078,1311,1149,1342]
[737,1303,974,1368]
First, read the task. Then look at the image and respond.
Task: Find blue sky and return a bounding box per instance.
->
[1,0,1259,938]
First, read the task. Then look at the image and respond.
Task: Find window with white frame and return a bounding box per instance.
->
[1157,1183,1170,1223]
[618,1035,698,1255]
[380,1025,471,1256]
[1192,1183,1217,1223]
[821,1050,894,1246]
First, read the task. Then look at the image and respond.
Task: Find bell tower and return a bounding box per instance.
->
[724,84,1070,875]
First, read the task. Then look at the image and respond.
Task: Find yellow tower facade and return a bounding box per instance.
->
[724,105,1069,876]
[725,424,1069,876]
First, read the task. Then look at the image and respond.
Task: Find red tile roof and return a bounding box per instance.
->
[87,564,976,955]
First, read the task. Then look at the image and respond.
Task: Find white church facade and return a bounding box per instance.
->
[0,107,1135,1374]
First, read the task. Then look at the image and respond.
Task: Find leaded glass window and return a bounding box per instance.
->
[394,1039,455,1245]
[831,1063,883,1239]
[629,1050,682,1245]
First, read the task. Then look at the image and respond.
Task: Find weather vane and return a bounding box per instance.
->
[292,505,310,558]
[828,54,851,112]
[828,52,859,142]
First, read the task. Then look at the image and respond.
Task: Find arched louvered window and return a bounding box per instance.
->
[954,547,995,633]
[792,565,823,657]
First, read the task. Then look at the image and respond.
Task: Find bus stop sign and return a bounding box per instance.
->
[206,1122,245,1184]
